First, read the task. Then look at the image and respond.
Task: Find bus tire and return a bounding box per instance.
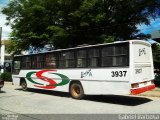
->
[20,79,27,91]
[70,82,84,100]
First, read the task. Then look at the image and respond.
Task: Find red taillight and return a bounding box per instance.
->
[131,83,139,88]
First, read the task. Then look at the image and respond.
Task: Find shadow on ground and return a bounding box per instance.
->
[84,95,152,106]
[0,90,6,93]
[15,88,152,106]
[15,88,70,98]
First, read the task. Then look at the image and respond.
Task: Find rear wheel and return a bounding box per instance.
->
[70,83,84,99]
[21,80,27,91]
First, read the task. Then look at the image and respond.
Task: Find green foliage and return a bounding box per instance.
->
[152,43,160,70]
[102,35,115,43]
[152,43,160,87]
[4,40,21,55]
[155,75,160,87]
[0,72,12,82]
[2,0,160,52]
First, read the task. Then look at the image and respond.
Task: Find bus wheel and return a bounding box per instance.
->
[21,80,27,91]
[70,83,84,99]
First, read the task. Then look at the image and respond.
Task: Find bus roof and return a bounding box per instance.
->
[14,40,150,57]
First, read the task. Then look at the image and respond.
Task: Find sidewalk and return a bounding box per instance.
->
[4,81,13,85]
[138,87,160,97]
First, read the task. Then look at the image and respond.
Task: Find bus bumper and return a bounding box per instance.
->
[131,84,155,95]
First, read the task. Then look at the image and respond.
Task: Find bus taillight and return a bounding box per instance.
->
[131,83,139,88]
[151,80,154,84]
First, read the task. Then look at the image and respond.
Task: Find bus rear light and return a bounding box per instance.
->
[151,80,154,84]
[131,83,139,88]
[143,81,147,85]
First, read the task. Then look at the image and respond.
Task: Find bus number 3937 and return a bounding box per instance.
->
[111,71,127,77]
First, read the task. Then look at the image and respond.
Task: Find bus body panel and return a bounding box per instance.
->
[12,76,21,86]
[134,65,153,83]
[81,81,130,95]
[12,68,130,95]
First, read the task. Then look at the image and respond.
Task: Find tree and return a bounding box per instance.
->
[135,33,151,40]
[2,0,160,54]
[152,43,160,71]
[3,40,21,55]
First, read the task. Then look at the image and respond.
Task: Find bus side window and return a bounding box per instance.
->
[21,56,31,69]
[58,52,75,68]
[32,55,37,68]
[101,46,114,67]
[37,55,44,68]
[88,48,99,67]
[101,44,129,67]
[26,56,31,68]
[45,54,56,68]
[59,53,65,68]
[13,61,21,74]
[77,50,86,68]
[31,55,44,69]
[115,45,129,66]
[65,51,75,68]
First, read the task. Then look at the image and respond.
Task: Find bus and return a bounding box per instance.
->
[12,40,155,99]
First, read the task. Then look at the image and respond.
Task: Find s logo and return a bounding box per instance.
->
[26,70,70,89]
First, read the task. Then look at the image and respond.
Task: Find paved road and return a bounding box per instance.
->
[0,83,160,120]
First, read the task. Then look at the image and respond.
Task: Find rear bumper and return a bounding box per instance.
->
[131,84,155,95]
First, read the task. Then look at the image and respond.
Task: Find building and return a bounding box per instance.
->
[0,40,12,72]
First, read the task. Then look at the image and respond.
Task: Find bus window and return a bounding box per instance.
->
[65,51,75,68]
[59,53,66,68]
[32,55,37,68]
[58,51,75,68]
[77,50,86,67]
[37,55,44,68]
[88,48,99,67]
[45,54,56,68]
[101,44,129,67]
[21,56,31,69]
[13,61,21,74]
[101,46,114,67]
[114,45,129,66]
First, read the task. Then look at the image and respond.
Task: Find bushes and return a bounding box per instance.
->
[154,75,160,87]
[0,72,12,82]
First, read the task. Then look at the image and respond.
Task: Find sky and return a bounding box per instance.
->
[137,18,160,35]
[0,0,11,40]
[0,0,160,40]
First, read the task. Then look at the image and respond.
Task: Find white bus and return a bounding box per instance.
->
[12,40,155,99]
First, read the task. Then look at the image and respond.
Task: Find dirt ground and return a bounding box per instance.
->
[138,87,160,97]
